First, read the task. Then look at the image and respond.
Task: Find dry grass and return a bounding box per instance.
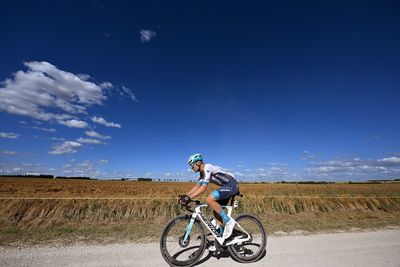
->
[1,178,400,246]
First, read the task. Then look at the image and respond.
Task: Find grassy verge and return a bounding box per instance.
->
[1,179,400,246]
[1,211,399,247]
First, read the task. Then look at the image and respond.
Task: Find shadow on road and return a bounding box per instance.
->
[194,242,266,266]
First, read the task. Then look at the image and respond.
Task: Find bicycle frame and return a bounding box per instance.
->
[183,203,251,246]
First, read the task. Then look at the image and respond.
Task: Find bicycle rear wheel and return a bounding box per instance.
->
[227,214,267,263]
[160,214,206,266]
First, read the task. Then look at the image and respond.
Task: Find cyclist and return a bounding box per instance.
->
[178,153,239,241]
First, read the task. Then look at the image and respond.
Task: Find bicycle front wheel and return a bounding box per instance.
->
[227,214,267,263]
[160,214,206,266]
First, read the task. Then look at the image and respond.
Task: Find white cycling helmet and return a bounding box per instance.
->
[188,153,203,166]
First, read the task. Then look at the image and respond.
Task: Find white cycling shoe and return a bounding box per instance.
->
[208,243,217,252]
[222,218,236,239]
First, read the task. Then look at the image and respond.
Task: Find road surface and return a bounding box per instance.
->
[1,230,400,266]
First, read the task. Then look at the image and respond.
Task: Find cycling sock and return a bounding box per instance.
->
[218,227,224,235]
[218,210,230,223]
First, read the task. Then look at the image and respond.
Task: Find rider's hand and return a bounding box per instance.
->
[179,194,191,205]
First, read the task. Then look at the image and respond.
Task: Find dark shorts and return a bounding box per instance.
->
[211,180,239,206]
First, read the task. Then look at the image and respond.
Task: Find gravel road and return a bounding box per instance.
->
[1,230,400,267]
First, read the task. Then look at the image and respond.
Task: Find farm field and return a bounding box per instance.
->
[1,178,400,246]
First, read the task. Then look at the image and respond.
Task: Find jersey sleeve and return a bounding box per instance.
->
[201,164,212,186]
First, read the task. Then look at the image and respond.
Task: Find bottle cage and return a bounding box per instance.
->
[229,192,243,206]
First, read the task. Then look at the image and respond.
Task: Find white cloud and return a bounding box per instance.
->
[0,149,19,156]
[306,157,400,180]
[0,61,139,156]
[49,135,106,155]
[49,141,82,155]
[0,61,111,127]
[61,160,99,177]
[121,86,138,101]
[58,119,88,128]
[51,137,65,141]
[91,116,121,128]
[32,126,57,132]
[0,132,19,139]
[85,130,111,139]
[140,29,156,43]
[76,137,103,144]
[379,157,400,164]
[301,150,316,161]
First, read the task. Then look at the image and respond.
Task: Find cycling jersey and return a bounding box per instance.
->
[197,163,236,186]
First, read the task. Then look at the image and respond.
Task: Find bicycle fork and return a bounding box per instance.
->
[183,215,196,242]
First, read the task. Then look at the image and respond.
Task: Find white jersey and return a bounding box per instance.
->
[197,163,236,186]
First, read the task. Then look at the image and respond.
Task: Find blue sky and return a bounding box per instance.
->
[0,0,399,181]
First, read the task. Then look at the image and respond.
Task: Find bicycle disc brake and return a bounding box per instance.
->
[179,235,190,248]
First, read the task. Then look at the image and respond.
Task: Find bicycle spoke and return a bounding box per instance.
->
[228,214,266,262]
[160,215,206,265]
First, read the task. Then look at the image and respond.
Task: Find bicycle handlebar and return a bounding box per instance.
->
[179,192,243,212]
[181,199,201,212]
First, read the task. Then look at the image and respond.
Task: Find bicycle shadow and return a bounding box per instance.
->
[194,242,266,266]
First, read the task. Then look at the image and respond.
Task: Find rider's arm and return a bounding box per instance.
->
[188,184,208,199]
[186,183,201,196]
[188,164,211,198]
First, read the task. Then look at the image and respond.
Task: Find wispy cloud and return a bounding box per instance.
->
[0,149,26,156]
[98,159,108,164]
[76,137,104,144]
[306,157,400,180]
[91,116,121,128]
[58,119,89,128]
[0,159,108,178]
[49,134,109,154]
[51,137,65,141]
[32,126,57,132]
[301,150,316,161]
[121,86,138,101]
[140,29,156,43]
[0,149,18,156]
[379,157,400,164]
[0,161,49,175]
[49,141,82,155]
[0,132,19,139]
[61,160,108,178]
[85,130,111,139]
[228,155,400,182]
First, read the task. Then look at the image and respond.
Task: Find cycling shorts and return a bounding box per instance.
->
[211,179,239,206]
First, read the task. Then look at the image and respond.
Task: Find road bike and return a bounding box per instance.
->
[160,193,267,266]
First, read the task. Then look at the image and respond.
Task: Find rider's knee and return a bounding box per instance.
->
[206,194,215,204]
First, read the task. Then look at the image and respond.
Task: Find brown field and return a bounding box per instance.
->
[1,178,400,246]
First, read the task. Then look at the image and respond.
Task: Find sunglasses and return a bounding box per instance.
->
[189,162,197,167]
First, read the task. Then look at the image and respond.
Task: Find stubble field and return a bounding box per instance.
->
[1,178,400,246]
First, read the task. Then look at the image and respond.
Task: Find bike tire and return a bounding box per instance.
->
[160,214,206,267]
[227,214,267,263]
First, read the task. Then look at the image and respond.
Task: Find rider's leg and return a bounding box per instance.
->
[207,190,236,239]
[206,194,230,224]
[213,210,223,226]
